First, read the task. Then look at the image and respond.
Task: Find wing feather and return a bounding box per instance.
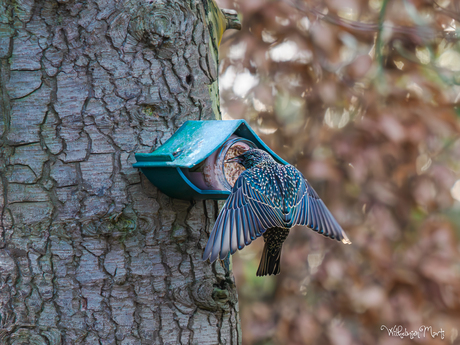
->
[241,209,252,245]
[314,199,326,233]
[229,210,238,255]
[310,198,319,231]
[203,171,279,262]
[237,214,245,250]
[220,211,231,257]
[292,175,351,244]
[210,211,226,261]
[203,216,218,260]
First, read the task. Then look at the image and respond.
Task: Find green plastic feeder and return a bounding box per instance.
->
[133,120,287,200]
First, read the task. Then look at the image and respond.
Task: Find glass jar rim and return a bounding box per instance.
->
[218,137,257,190]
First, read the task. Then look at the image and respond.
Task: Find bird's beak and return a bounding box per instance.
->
[225,156,241,164]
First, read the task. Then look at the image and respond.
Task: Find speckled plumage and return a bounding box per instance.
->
[202,149,351,276]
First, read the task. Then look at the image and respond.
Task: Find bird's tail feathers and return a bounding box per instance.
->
[256,243,282,276]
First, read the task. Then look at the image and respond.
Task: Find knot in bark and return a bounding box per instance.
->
[6,328,61,345]
[189,278,237,312]
[128,1,194,57]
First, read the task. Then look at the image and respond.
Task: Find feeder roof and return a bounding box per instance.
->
[134,120,288,169]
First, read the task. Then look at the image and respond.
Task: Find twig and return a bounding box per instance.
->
[375,0,390,76]
[432,0,460,22]
[283,0,455,41]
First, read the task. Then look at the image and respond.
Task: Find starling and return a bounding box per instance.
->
[202,149,351,276]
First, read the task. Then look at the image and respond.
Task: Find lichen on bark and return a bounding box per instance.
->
[0,0,241,343]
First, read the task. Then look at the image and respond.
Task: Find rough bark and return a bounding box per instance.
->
[0,0,241,344]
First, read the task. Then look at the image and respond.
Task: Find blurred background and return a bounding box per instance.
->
[215,0,460,344]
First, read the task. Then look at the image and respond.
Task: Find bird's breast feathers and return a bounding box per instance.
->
[239,163,302,221]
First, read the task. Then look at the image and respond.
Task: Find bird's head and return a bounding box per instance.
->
[225,149,274,169]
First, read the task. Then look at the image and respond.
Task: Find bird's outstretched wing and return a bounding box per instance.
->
[287,166,351,244]
[203,165,351,263]
[202,170,286,262]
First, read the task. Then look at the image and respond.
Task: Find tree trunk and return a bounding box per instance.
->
[0,0,241,344]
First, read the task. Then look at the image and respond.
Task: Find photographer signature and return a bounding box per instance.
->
[380,325,445,340]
